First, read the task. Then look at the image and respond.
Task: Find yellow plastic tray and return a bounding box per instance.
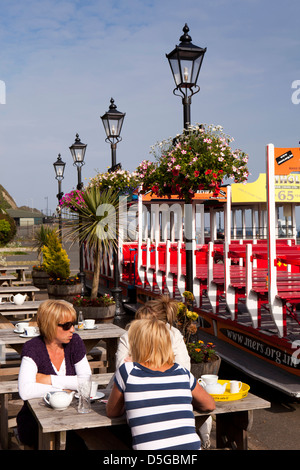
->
[203,380,250,402]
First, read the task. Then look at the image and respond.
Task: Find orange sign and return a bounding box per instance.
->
[274,148,300,175]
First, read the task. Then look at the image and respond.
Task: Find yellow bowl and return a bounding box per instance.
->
[206,380,250,401]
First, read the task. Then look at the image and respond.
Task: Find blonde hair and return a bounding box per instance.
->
[37,299,77,342]
[128,318,175,368]
[134,304,157,320]
[142,295,179,324]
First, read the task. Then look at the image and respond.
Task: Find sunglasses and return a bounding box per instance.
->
[58,321,75,331]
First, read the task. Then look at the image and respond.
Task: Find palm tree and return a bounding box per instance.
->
[32,224,56,264]
[61,186,121,299]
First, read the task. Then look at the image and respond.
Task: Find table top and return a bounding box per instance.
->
[0,274,16,281]
[27,389,271,435]
[0,286,39,294]
[0,300,43,311]
[0,266,29,271]
[0,323,126,345]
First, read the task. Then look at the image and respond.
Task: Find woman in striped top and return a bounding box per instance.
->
[106,318,215,450]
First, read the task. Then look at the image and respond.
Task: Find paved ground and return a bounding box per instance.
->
[3,234,300,451]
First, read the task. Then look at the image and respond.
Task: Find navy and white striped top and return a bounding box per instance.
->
[114,362,201,450]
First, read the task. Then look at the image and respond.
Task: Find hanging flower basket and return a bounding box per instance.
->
[136,124,249,203]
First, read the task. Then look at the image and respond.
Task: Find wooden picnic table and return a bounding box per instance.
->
[0,285,40,301]
[0,300,43,317]
[0,274,16,286]
[0,266,29,282]
[27,389,270,450]
[0,324,126,371]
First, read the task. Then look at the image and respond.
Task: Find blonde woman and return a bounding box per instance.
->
[115,295,190,370]
[106,318,215,450]
[17,299,91,448]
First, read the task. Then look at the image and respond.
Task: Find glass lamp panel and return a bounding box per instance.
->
[54,163,65,179]
[70,145,86,165]
[168,56,181,87]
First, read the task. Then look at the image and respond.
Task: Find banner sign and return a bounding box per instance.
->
[274,148,300,203]
[232,147,300,203]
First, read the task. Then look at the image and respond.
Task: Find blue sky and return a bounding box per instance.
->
[0,0,300,215]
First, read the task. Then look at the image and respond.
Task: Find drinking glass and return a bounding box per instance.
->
[77,375,92,413]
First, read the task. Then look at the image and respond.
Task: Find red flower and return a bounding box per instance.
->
[194,170,200,177]
[205,169,212,175]
[172,169,179,176]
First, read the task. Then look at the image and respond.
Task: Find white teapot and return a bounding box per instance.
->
[44,391,75,410]
[10,293,26,305]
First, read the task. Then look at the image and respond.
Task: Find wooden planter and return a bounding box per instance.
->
[47,283,83,303]
[74,304,116,324]
[31,270,50,289]
[190,355,221,379]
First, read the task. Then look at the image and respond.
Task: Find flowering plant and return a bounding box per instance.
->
[49,275,81,285]
[59,189,86,211]
[136,124,249,202]
[87,169,141,195]
[187,340,218,364]
[32,264,46,272]
[175,291,198,343]
[72,293,115,307]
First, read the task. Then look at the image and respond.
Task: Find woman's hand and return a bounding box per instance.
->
[36,373,51,385]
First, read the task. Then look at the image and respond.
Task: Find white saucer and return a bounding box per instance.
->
[75,391,105,400]
[14,329,24,334]
[20,333,39,338]
[84,326,97,330]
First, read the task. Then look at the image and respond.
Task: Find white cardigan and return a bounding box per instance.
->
[115,324,191,371]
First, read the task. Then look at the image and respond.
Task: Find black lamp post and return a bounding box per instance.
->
[53,153,66,242]
[101,98,126,172]
[101,98,126,316]
[69,133,87,296]
[166,24,206,294]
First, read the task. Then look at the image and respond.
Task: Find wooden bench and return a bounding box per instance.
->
[0,286,40,301]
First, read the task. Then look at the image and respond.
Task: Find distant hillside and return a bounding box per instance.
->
[0,184,18,211]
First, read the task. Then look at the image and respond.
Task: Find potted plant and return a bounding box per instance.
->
[187,340,221,378]
[72,293,116,323]
[42,231,82,302]
[136,123,249,203]
[175,291,221,378]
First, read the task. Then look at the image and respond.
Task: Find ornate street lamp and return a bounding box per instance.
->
[69,133,87,295]
[166,24,206,295]
[101,98,126,171]
[166,23,206,130]
[53,153,65,241]
[101,98,125,316]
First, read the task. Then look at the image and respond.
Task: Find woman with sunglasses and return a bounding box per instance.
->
[17,299,91,448]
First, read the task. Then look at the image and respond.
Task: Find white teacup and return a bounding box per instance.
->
[84,319,95,329]
[90,381,98,398]
[200,374,218,385]
[23,326,37,337]
[15,322,29,333]
[230,380,242,394]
